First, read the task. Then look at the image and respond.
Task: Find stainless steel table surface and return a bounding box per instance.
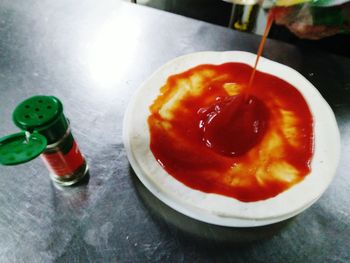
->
[0,0,349,262]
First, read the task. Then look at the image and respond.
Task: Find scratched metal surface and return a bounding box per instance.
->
[0,0,349,262]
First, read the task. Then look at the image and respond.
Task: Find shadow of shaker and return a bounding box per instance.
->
[129,167,295,245]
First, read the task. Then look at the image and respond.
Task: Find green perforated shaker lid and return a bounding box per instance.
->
[13,95,63,131]
[0,132,47,165]
[0,95,68,165]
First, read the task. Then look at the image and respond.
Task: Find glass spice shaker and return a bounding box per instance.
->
[0,95,88,186]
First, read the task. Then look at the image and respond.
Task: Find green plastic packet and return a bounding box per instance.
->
[275,0,349,7]
[271,0,350,31]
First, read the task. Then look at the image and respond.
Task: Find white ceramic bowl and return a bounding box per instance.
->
[123,51,340,227]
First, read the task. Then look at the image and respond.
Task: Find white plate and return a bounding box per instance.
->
[123,51,340,227]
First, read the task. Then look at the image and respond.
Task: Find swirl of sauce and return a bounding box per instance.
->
[148,63,313,202]
[198,94,269,157]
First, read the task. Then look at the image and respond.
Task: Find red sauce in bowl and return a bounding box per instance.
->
[148,63,313,202]
[198,94,269,157]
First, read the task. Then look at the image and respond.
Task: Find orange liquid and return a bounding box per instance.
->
[247,11,275,94]
[199,11,276,157]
